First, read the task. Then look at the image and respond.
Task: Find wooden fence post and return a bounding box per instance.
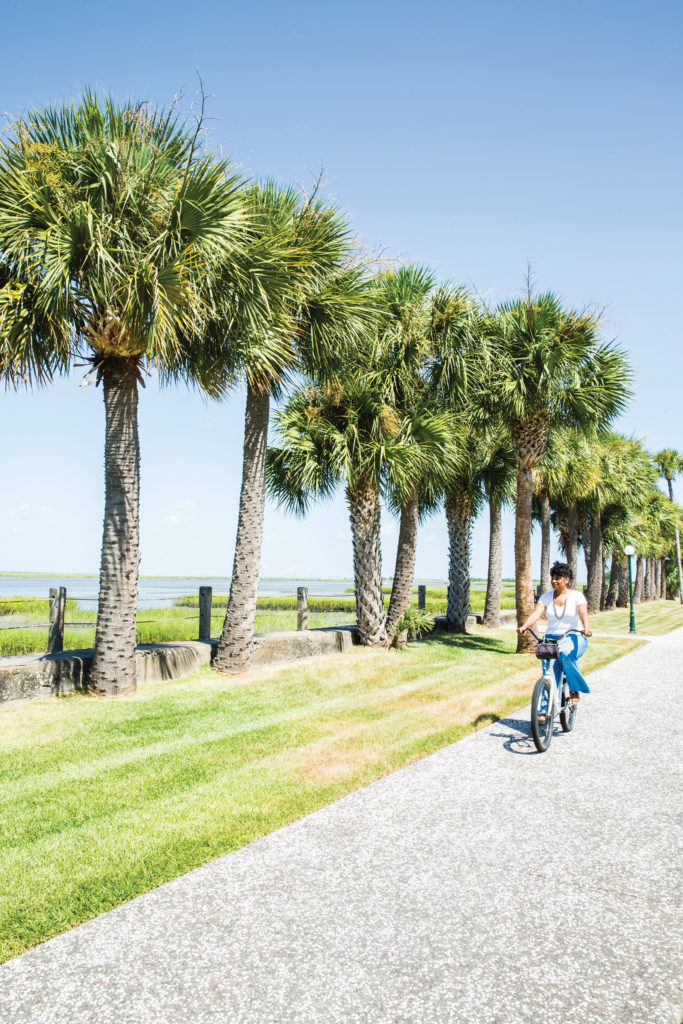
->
[199,586,213,641]
[48,586,66,654]
[418,585,426,610]
[297,587,308,631]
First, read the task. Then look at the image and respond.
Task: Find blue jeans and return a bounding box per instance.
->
[545,633,590,694]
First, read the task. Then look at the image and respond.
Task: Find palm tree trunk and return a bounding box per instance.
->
[482,500,503,628]
[539,493,551,594]
[346,478,387,645]
[555,506,569,557]
[445,489,472,633]
[666,478,683,603]
[660,558,668,599]
[634,556,644,604]
[617,563,629,607]
[586,513,603,613]
[644,558,654,601]
[580,513,592,596]
[90,357,140,696]
[654,558,661,600]
[514,464,536,652]
[567,502,579,584]
[214,383,270,673]
[511,415,549,652]
[605,550,620,610]
[387,493,419,631]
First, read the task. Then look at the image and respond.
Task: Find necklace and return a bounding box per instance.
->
[553,594,567,619]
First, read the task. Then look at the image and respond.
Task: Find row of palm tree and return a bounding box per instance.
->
[1,93,680,695]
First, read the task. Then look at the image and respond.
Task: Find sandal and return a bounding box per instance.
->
[537,714,548,725]
[569,692,580,706]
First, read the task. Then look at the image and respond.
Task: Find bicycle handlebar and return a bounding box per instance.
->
[521,627,586,642]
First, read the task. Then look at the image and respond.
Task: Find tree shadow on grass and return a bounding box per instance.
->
[473,712,500,728]
[423,630,514,655]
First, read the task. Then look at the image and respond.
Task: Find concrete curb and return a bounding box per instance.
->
[0,626,360,706]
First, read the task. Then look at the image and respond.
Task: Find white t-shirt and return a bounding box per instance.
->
[538,589,587,635]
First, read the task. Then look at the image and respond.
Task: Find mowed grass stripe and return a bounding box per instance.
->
[0,625,653,963]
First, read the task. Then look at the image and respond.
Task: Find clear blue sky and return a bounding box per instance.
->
[1,0,681,580]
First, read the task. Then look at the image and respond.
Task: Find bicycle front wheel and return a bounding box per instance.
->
[531,676,554,752]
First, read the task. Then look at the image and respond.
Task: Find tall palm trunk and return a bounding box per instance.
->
[512,415,548,653]
[445,489,473,633]
[482,500,503,628]
[660,558,668,599]
[654,558,661,601]
[555,507,569,557]
[90,358,141,695]
[539,493,551,594]
[666,477,683,602]
[580,513,591,594]
[387,492,419,630]
[586,513,603,612]
[346,477,387,645]
[214,383,270,673]
[567,502,579,584]
[633,556,644,604]
[644,558,654,601]
[617,563,629,607]
[605,550,620,610]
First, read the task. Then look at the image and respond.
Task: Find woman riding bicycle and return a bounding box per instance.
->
[518,561,593,705]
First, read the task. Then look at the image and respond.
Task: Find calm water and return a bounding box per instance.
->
[0,574,448,608]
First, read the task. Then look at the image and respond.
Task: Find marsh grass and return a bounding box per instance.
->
[0,606,353,656]
[1,586,515,656]
[0,626,642,962]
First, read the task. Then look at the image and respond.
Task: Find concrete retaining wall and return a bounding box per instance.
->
[0,613,516,708]
[0,626,360,706]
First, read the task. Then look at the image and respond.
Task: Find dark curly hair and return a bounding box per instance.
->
[550,561,573,581]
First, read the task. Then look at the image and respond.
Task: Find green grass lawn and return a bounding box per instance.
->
[590,599,683,636]
[0,626,642,963]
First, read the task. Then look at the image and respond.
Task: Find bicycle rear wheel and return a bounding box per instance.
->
[560,680,577,732]
[531,676,554,752]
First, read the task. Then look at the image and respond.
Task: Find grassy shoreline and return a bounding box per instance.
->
[0,625,647,963]
[0,586,518,657]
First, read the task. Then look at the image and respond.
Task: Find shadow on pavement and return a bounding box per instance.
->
[488,715,539,756]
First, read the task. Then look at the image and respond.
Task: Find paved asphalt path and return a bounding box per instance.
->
[2,631,682,1024]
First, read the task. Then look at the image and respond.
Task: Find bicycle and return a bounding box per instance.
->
[522,627,585,753]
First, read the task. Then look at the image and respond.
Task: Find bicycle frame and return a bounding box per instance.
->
[525,627,585,721]
[538,657,563,720]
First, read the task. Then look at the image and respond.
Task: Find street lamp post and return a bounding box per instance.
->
[624,545,636,634]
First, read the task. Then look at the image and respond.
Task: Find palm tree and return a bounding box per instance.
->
[440,425,495,632]
[370,264,437,630]
[489,291,631,651]
[370,267,463,631]
[427,288,490,631]
[585,435,657,611]
[210,184,376,672]
[0,92,250,694]
[546,428,598,584]
[533,429,581,594]
[480,433,516,628]
[654,448,683,602]
[384,407,457,631]
[267,335,428,646]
